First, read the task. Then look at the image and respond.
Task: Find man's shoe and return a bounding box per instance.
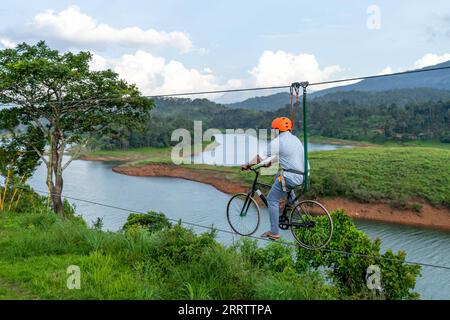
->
[261,231,281,240]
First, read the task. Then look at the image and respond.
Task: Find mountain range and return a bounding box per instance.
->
[225,60,450,111]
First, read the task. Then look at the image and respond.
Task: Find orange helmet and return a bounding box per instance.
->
[271,117,292,132]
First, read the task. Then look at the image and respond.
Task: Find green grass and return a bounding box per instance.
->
[79,141,214,163]
[309,147,450,206]
[0,211,338,300]
[81,146,172,162]
[375,140,450,150]
[305,135,450,150]
[302,135,375,147]
[0,278,36,300]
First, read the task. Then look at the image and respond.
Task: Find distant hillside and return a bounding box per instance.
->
[99,88,450,149]
[224,61,450,111]
[313,60,450,97]
[153,97,270,129]
[224,87,450,111]
[154,97,228,120]
[225,92,290,111]
[312,88,450,107]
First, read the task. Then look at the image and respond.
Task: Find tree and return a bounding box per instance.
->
[0,41,153,216]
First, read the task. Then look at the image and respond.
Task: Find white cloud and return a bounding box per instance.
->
[0,37,16,49]
[29,6,192,52]
[414,53,450,68]
[377,66,393,75]
[90,50,241,99]
[89,53,110,71]
[249,50,342,88]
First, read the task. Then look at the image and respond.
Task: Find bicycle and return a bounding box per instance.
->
[226,162,333,250]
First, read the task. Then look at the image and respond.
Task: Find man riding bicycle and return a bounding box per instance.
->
[241,117,308,240]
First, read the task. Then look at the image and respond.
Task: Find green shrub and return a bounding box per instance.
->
[122,211,171,233]
[235,238,294,272]
[146,224,216,267]
[295,210,421,299]
[439,132,450,143]
[411,203,422,214]
[0,186,42,213]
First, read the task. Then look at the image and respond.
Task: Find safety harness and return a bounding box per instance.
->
[277,168,305,192]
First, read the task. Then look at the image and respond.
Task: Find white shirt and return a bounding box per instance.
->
[259,131,309,187]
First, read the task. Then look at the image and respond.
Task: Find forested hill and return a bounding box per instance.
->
[154,97,229,120]
[314,60,450,97]
[224,88,450,111]
[93,92,450,150]
[153,97,270,129]
[312,88,450,108]
[225,92,290,111]
[224,60,450,111]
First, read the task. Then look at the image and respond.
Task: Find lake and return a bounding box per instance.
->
[28,158,450,299]
[191,133,352,166]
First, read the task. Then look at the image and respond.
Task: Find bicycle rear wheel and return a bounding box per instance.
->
[226,193,260,236]
[289,200,333,250]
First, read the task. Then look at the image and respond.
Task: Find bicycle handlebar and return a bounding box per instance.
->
[250,163,265,171]
[249,155,276,171]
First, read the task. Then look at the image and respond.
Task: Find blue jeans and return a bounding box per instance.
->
[267,175,296,235]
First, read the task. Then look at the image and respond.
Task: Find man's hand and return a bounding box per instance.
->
[241,163,251,171]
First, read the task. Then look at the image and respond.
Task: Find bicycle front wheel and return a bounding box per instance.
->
[289,200,333,250]
[226,193,260,236]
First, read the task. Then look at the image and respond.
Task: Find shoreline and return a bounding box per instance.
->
[111,162,450,233]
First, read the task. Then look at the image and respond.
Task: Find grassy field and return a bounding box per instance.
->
[0,211,337,300]
[83,146,173,162]
[305,135,450,149]
[309,147,450,206]
[376,140,450,150]
[301,135,375,146]
[79,141,216,162]
[81,142,450,207]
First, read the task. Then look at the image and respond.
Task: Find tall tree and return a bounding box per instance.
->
[0,41,153,216]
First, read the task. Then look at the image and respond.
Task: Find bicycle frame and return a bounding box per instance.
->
[240,168,314,231]
[246,168,303,210]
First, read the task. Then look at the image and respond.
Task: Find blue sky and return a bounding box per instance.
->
[1,0,449,100]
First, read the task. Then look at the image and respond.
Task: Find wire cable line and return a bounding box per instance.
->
[144,65,450,98]
[3,65,449,105]
[26,187,450,271]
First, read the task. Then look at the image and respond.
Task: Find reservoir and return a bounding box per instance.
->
[28,158,450,299]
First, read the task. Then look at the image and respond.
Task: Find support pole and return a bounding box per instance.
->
[301,82,309,192]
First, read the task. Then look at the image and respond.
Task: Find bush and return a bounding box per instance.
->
[234,239,338,299]
[122,211,171,233]
[0,186,42,213]
[295,210,421,299]
[439,132,450,143]
[146,224,216,267]
[235,238,294,272]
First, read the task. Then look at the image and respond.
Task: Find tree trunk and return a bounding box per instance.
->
[46,135,54,209]
[52,130,64,217]
[47,130,64,217]
[52,173,64,217]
